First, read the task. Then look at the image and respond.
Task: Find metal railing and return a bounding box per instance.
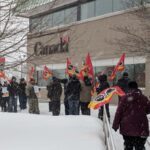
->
[103,106,116,150]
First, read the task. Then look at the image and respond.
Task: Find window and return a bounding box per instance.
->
[64,7,77,24]
[81,1,95,20]
[96,0,113,16]
[41,14,53,30]
[94,63,145,87]
[53,10,65,26]
[113,0,126,11]
[30,17,43,32]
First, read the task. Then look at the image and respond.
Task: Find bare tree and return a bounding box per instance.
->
[112,0,150,55]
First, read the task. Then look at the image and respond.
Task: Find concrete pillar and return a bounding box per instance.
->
[145,55,150,97]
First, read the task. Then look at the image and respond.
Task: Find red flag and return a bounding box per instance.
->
[89,86,125,109]
[65,58,80,78]
[29,66,35,80]
[0,71,5,78]
[109,53,126,81]
[0,57,5,63]
[43,66,53,80]
[80,53,94,81]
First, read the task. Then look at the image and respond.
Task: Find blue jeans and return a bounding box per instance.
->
[8,96,17,112]
[19,95,27,110]
[68,100,79,115]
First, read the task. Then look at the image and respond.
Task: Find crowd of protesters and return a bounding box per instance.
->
[0,72,150,150]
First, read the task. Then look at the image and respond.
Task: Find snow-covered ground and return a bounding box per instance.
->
[0,103,149,150]
[0,103,105,150]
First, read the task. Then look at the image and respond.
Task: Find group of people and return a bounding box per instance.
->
[0,72,150,150]
[0,77,27,112]
[0,77,39,114]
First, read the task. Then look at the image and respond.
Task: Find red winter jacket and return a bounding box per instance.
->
[113,89,150,137]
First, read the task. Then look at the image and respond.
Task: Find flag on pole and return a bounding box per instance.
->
[65,58,80,78]
[43,66,53,80]
[80,53,94,82]
[109,53,126,81]
[29,66,35,80]
[88,86,125,109]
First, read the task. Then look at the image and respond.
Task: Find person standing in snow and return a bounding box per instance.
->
[8,76,19,112]
[59,77,70,115]
[66,74,81,115]
[113,81,150,150]
[47,77,62,116]
[1,81,9,112]
[80,75,92,115]
[96,74,110,121]
[26,78,40,114]
[19,78,27,110]
[117,72,130,102]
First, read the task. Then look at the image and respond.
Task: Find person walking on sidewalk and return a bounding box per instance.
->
[113,81,150,150]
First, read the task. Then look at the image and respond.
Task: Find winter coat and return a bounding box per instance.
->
[19,83,27,96]
[117,77,130,93]
[8,82,19,97]
[26,84,38,100]
[80,80,92,103]
[66,78,81,101]
[112,89,150,137]
[60,78,69,102]
[96,81,110,94]
[47,81,62,101]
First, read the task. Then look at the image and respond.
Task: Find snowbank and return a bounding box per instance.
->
[0,113,105,150]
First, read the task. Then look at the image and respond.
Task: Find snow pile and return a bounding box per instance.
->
[0,113,105,150]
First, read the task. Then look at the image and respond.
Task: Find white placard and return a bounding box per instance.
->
[2,87,8,94]
[34,86,39,94]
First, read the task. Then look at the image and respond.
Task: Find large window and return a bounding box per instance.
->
[30,0,149,32]
[94,63,145,87]
[95,0,113,16]
[37,69,66,87]
[81,1,95,20]
[30,6,77,32]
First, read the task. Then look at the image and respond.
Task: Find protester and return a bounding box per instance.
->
[0,82,2,111]
[66,74,81,115]
[1,81,9,112]
[60,78,70,115]
[117,72,130,93]
[80,76,92,115]
[26,78,40,114]
[19,78,27,110]
[8,76,19,112]
[47,77,62,116]
[96,74,110,121]
[113,81,150,150]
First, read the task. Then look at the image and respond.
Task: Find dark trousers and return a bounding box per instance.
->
[51,101,60,116]
[19,95,27,110]
[68,100,79,115]
[1,97,9,112]
[98,104,110,121]
[123,135,147,150]
[64,100,69,115]
[80,102,90,115]
[48,101,52,112]
[8,96,17,112]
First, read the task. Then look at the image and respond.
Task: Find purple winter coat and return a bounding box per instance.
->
[113,89,150,137]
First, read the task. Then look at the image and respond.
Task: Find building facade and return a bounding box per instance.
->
[19,0,150,95]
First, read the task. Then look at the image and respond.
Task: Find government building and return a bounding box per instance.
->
[18,0,150,95]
